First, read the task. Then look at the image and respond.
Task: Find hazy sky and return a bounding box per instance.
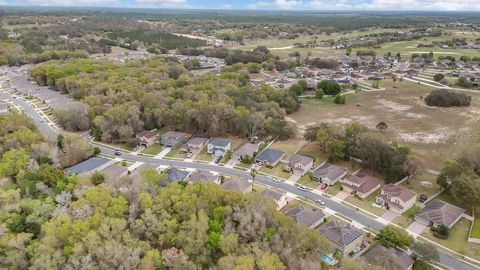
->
[1,0,480,11]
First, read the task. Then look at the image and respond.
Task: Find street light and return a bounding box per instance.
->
[250,168,257,192]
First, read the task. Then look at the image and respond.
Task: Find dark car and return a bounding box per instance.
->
[320,183,328,190]
[114,150,122,156]
[214,156,222,164]
[419,194,427,203]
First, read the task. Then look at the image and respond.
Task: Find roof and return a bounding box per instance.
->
[162,131,186,139]
[100,164,128,180]
[67,157,111,174]
[188,170,219,184]
[209,138,231,147]
[415,199,465,227]
[186,137,208,146]
[344,174,382,194]
[313,163,347,181]
[167,167,190,182]
[363,245,413,270]
[136,130,156,139]
[256,148,285,164]
[318,221,364,248]
[234,143,259,157]
[288,154,314,166]
[221,177,251,192]
[260,188,285,201]
[286,205,325,227]
[381,184,416,202]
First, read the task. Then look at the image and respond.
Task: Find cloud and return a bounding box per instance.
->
[249,0,302,9]
[133,0,186,7]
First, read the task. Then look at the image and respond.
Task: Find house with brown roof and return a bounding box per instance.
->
[221,177,251,193]
[232,143,259,161]
[161,131,187,149]
[362,245,413,270]
[414,199,465,229]
[100,163,129,182]
[312,163,347,185]
[136,130,157,147]
[376,185,417,214]
[286,205,325,228]
[284,154,314,176]
[188,170,220,185]
[181,137,209,157]
[341,173,382,199]
[318,221,365,256]
[260,188,288,210]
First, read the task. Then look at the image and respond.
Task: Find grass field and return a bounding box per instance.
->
[166,148,187,159]
[296,174,320,189]
[325,182,342,196]
[401,172,441,198]
[140,144,163,156]
[471,217,480,239]
[260,164,292,179]
[270,139,303,156]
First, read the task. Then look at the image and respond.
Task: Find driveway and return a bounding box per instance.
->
[335,190,350,201]
[154,147,171,159]
[407,221,428,236]
[287,174,301,182]
[380,210,399,222]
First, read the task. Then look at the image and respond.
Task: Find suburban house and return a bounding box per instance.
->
[188,170,221,185]
[207,138,232,157]
[99,164,129,182]
[376,185,417,214]
[232,143,259,161]
[0,102,9,114]
[136,130,157,147]
[285,205,325,228]
[66,157,112,176]
[182,137,209,156]
[341,173,382,199]
[221,177,251,193]
[161,131,187,149]
[167,167,190,183]
[312,163,348,185]
[260,188,288,210]
[318,221,366,256]
[362,245,413,270]
[255,148,285,167]
[414,199,465,229]
[284,154,314,175]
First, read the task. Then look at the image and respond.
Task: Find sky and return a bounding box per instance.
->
[1,0,480,11]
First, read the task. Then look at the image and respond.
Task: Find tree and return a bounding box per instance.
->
[317,80,341,95]
[433,73,445,82]
[315,88,324,99]
[411,242,439,262]
[376,121,388,131]
[450,173,480,211]
[436,159,466,188]
[0,148,30,179]
[376,225,413,249]
[257,253,286,270]
[297,79,308,91]
[289,83,303,96]
[59,135,94,167]
[91,171,106,185]
[334,94,346,104]
[54,103,90,132]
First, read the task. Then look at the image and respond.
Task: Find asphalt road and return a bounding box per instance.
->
[1,73,479,270]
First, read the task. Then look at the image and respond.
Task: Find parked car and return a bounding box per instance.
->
[272,178,282,183]
[214,156,222,164]
[297,185,308,192]
[419,194,427,203]
[114,150,122,156]
[320,183,328,190]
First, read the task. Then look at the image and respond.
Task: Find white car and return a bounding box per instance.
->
[314,199,325,205]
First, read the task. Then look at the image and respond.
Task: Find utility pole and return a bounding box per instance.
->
[250,168,257,192]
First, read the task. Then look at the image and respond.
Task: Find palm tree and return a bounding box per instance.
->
[250,168,257,192]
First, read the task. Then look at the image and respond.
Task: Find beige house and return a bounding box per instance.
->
[284,154,314,175]
[260,188,288,210]
[182,137,209,157]
[188,170,221,185]
[376,185,417,214]
[286,205,325,229]
[341,173,382,199]
[136,130,157,147]
[318,221,365,256]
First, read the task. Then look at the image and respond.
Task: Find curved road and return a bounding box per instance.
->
[1,75,479,270]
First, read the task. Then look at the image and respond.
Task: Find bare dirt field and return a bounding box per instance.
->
[290,79,480,169]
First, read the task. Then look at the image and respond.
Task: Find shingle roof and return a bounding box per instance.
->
[318,221,364,248]
[188,170,219,184]
[288,154,314,166]
[67,157,111,174]
[186,137,208,147]
[313,163,347,181]
[256,148,285,164]
[234,143,259,157]
[136,130,156,139]
[167,167,190,182]
[100,164,128,180]
[344,174,382,194]
[210,138,231,147]
[260,188,285,201]
[363,245,413,270]
[221,177,251,192]
[415,199,465,227]
[381,184,416,203]
[286,205,325,228]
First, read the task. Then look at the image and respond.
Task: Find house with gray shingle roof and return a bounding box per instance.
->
[67,157,112,176]
[255,148,285,167]
[100,163,129,182]
[188,170,220,185]
[286,205,325,228]
[362,245,413,270]
[318,221,365,256]
[167,167,190,183]
[260,188,288,210]
[414,199,465,229]
[232,143,259,161]
[161,131,187,149]
[284,154,314,175]
[313,163,347,185]
[221,177,251,193]
[207,138,232,157]
[376,185,417,214]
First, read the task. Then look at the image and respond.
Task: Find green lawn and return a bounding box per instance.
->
[393,204,420,228]
[435,190,458,205]
[259,164,291,179]
[471,217,480,239]
[422,218,480,261]
[296,173,320,189]
[344,189,385,216]
[297,143,327,166]
[140,143,163,156]
[270,139,302,156]
[195,148,213,162]
[325,182,342,197]
[166,148,187,159]
[401,172,441,198]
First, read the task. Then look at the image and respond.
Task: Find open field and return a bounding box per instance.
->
[270,139,303,156]
[401,172,441,198]
[290,79,480,169]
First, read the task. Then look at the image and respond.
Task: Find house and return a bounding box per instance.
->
[188,170,221,185]
[0,102,9,114]
[341,173,382,199]
[285,205,325,228]
[221,177,251,193]
[284,154,314,175]
[260,188,288,210]
[318,221,365,256]
[66,157,112,176]
[207,138,232,157]
[161,131,187,149]
[312,163,348,185]
[100,164,129,182]
[232,143,259,161]
[376,185,417,214]
[182,137,209,156]
[414,199,465,229]
[362,245,413,270]
[136,130,157,147]
[167,167,190,183]
[255,148,285,167]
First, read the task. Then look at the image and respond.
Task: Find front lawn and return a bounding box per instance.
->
[195,148,213,162]
[259,164,291,179]
[325,182,342,196]
[393,204,420,228]
[140,143,163,155]
[166,148,187,159]
[471,216,480,239]
[296,173,320,189]
[344,189,385,216]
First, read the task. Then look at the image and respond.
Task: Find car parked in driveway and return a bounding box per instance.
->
[320,183,328,190]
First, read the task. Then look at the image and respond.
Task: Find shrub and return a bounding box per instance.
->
[433,73,445,82]
[317,80,341,95]
[424,90,471,107]
[334,94,346,104]
[315,88,324,99]
[433,225,449,239]
[91,171,106,185]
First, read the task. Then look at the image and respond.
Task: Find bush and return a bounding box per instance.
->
[334,94,346,104]
[315,88,324,99]
[433,73,445,82]
[425,90,471,107]
[317,80,341,95]
[91,171,106,185]
[457,76,473,88]
[433,225,449,239]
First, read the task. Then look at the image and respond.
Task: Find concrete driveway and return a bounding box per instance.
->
[407,221,428,236]
[380,210,399,222]
[335,190,350,201]
[287,174,301,182]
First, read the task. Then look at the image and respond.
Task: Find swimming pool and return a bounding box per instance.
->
[316,252,335,265]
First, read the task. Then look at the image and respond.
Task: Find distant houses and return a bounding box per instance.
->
[260,188,288,210]
[166,167,190,184]
[136,130,157,147]
[0,102,9,114]
[221,177,251,193]
[181,137,209,157]
[188,170,220,185]
[362,245,413,270]
[286,205,325,229]
[318,220,366,257]
[232,143,259,161]
[161,131,187,149]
